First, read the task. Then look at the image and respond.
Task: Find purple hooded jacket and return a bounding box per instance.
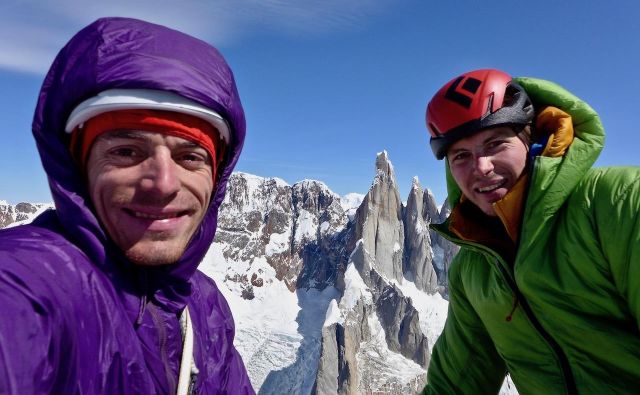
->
[0,17,255,394]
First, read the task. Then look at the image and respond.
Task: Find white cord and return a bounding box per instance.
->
[177,307,195,395]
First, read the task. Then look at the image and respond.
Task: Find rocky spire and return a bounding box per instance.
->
[403,177,439,293]
[315,152,437,394]
[353,151,404,284]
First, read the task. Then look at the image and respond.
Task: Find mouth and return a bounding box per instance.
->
[124,208,190,221]
[475,179,507,194]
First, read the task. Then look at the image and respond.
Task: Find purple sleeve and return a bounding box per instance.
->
[0,263,72,394]
[225,348,255,394]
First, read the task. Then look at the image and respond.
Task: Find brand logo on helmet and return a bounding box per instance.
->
[444,76,482,109]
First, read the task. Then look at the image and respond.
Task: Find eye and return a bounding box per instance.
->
[179,152,204,163]
[449,151,471,164]
[111,147,139,157]
[486,139,507,151]
[105,146,146,165]
[175,150,211,170]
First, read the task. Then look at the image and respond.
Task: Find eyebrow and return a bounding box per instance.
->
[98,130,149,141]
[448,129,516,157]
[98,130,205,149]
[447,146,468,157]
[484,128,517,141]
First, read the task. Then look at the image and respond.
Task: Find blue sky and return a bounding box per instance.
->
[1,1,639,205]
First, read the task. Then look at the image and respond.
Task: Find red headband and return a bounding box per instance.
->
[70,109,225,179]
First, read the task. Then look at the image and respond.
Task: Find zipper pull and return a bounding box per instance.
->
[505,294,519,322]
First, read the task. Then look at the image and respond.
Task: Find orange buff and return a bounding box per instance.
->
[70,109,225,178]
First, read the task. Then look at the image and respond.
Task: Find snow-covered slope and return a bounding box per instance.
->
[200,244,341,393]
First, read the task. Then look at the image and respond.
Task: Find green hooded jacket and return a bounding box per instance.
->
[421,77,640,394]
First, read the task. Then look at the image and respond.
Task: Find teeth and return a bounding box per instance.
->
[133,211,177,220]
[478,185,498,193]
[477,180,504,193]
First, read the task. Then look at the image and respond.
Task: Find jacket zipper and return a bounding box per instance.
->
[492,258,577,395]
[436,232,578,395]
[148,302,177,393]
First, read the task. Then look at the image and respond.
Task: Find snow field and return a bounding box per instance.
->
[200,243,340,393]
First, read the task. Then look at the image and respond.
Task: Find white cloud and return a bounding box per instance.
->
[0,0,395,75]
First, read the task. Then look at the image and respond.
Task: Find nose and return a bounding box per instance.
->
[473,154,494,176]
[140,148,181,196]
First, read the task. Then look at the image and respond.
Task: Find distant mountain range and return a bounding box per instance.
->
[0,201,53,228]
[202,150,459,393]
[1,152,518,394]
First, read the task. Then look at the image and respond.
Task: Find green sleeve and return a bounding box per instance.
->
[422,255,506,394]
[591,167,640,327]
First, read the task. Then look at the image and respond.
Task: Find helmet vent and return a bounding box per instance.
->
[428,122,441,137]
[444,76,482,109]
[461,77,481,94]
[483,93,494,118]
[503,85,519,107]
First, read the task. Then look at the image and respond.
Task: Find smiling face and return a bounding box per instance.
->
[447,126,528,216]
[86,130,214,265]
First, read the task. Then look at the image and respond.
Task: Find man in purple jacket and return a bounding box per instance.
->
[0,17,254,394]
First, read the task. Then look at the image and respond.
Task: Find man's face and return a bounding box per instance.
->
[447,126,528,216]
[86,130,214,265]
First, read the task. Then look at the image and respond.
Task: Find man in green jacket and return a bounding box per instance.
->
[421,69,640,394]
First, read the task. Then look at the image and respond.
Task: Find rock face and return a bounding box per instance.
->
[403,177,439,293]
[353,151,405,284]
[214,173,351,293]
[428,196,459,297]
[205,152,460,394]
[315,152,443,394]
[0,201,53,228]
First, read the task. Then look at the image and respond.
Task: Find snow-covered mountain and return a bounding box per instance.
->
[0,200,53,228]
[203,152,516,394]
[200,151,465,394]
[1,153,517,394]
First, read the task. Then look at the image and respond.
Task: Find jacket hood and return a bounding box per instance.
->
[442,77,604,223]
[32,17,245,309]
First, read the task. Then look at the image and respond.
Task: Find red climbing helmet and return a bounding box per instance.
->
[426,69,534,159]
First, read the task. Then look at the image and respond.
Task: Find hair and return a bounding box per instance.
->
[516,124,533,148]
